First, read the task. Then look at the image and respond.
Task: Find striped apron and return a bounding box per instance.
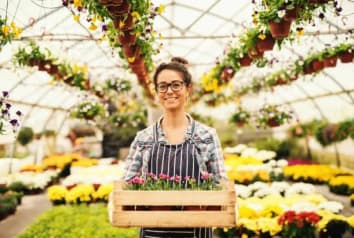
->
[140,121,213,238]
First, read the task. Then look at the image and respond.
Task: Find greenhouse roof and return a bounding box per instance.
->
[0,0,354,138]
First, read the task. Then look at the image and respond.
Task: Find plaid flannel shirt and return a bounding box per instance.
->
[122,114,227,182]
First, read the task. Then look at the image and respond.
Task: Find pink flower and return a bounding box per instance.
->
[159,173,170,180]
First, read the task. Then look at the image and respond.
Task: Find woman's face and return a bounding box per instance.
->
[156,69,190,111]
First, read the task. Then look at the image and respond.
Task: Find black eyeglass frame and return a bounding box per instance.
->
[156,80,185,93]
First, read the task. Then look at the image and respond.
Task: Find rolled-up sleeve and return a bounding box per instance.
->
[208,128,227,181]
[122,134,143,181]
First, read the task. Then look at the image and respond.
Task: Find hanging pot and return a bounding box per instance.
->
[248,47,264,59]
[256,34,275,52]
[269,19,292,39]
[239,55,253,66]
[99,0,123,6]
[338,51,353,63]
[118,29,136,45]
[323,55,337,68]
[311,60,324,72]
[107,0,130,17]
[303,63,314,75]
[123,44,140,58]
[267,118,280,127]
[284,7,298,21]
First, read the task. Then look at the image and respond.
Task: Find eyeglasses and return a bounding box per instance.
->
[156,81,185,93]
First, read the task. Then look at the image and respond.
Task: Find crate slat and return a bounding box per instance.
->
[112,211,235,227]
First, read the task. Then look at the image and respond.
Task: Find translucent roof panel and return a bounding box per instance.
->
[0,0,353,133]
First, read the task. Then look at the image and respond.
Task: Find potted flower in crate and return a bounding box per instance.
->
[256,105,292,128]
[230,107,251,128]
[70,100,106,121]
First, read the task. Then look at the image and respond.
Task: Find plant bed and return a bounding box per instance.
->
[110,180,236,228]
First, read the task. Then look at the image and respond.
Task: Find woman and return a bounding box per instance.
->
[123,57,227,238]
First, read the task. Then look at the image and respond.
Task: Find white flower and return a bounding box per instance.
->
[255,150,276,161]
[318,201,344,213]
[235,184,251,198]
[277,159,288,167]
[254,187,280,198]
[241,148,258,158]
[270,181,289,193]
[268,160,277,167]
[286,183,315,195]
[277,10,286,18]
[290,202,317,212]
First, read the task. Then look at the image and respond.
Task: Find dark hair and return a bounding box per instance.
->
[153,57,192,89]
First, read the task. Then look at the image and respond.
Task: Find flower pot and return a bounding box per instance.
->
[239,55,253,66]
[48,64,59,75]
[323,55,337,68]
[113,13,133,31]
[284,7,298,21]
[28,58,41,66]
[220,66,235,82]
[267,118,280,127]
[123,44,140,58]
[93,183,101,190]
[248,47,264,59]
[311,60,324,72]
[303,64,314,74]
[107,0,130,17]
[269,19,292,39]
[256,34,275,52]
[338,51,353,63]
[66,184,77,190]
[236,121,245,128]
[276,77,288,85]
[99,0,123,6]
[118,29,136,45]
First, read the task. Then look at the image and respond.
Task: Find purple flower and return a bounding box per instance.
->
[2,91,9,98]
[16,111,22,116]
[102,25,107,31]
[9,119,19,126]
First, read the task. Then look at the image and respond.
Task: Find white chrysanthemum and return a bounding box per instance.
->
[318,201,344,213]
[290,202,317,212]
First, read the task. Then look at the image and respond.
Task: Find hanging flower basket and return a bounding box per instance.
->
[248,47,264,59]
[267,118,280,127]
[268,19,292,39]
[239,55,253,66]
[311,60,324,72]
[118,29,136,45]
[323,55,337,68]
[256,34,275,52]
[338,51,353,63]
[284,7,298,21]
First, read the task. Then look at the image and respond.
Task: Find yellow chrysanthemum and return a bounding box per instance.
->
[73,0,82,8]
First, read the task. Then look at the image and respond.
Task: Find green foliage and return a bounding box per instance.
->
[70,101,106,120]
[250,137,300,159]
[17,127,34,146]
[229,107,251,125]
[190,112,214,127]
[18,204,139,238]
[8,181,27,193]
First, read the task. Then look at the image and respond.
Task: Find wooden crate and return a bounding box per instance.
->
[110,180,236,228]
